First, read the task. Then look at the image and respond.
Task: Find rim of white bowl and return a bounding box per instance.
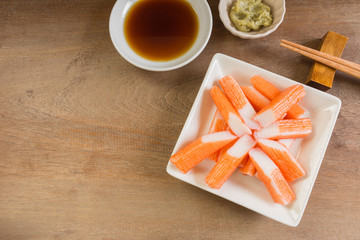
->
[218,0,286,39]
[109,0,213,71]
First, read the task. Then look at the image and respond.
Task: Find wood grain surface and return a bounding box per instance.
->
[1,0,359,239]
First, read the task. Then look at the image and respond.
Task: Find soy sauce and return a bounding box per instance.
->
[124,0,199,61]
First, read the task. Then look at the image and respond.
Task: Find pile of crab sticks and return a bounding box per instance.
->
[170,75,312,205]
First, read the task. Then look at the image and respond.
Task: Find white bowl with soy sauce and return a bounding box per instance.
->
[109,0,213,71]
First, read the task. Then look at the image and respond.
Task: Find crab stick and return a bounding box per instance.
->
[208,110,227,134]
[219,75,260,130]
[241,86,270,112]
[251,75,305,119]
[217,139,234,162]
[170,131,238,173]
[278,139,295,149]
[240,155,257,176]
[249,148,295,205]
[243,93,294,150]
[208,110,228,162]
[257,139,305,182]
[253,85,306,128]
[205,134,256,189]
[238,155,249,173]
[254,118,312,140]
[216,126,234,162]
[210,86,252,137]
[251,75,281,100]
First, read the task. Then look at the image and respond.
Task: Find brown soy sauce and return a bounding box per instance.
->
[124,0,199,61]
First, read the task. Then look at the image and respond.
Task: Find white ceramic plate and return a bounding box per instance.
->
[166,53,341,227]
[109,0,212,71]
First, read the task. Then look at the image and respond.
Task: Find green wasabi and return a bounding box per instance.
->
[229,0,273,32]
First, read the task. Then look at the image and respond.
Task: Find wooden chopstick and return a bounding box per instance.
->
[280,39,360,79]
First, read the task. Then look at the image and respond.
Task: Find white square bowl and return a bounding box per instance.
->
[166,53,341,227]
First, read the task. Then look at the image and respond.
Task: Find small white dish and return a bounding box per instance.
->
[166,53,341,227]
[219,0,286,39]
[109,0,212,71]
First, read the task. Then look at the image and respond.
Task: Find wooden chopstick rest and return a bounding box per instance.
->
[281,32,349,91]
[305,31,348,91]
[281,37,360,84]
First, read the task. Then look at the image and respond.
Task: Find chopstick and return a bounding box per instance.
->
[280,39,360,79]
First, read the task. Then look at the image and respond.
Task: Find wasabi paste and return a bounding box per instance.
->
[230,0,273,32]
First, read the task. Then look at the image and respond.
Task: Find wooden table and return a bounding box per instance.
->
[1,0,359,239]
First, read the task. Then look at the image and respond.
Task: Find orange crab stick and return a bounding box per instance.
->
[257,139,305,182]
[217,139,234,162]
[208,110,228,162]
[208,110,227,134]
[254,118,312,140]
[251,75,305,119]
[219,75,260,130]
[278,138,295,149]
[238,154,249,174]
[170,131,238,173]
[241,155,257,176]
[237,86,302,147]
[205,135,256,189]
[251,75,280,99]
[253,85,306,128]
[249,148,295,205]
[241,86,270,112]
[210,86,252,137]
